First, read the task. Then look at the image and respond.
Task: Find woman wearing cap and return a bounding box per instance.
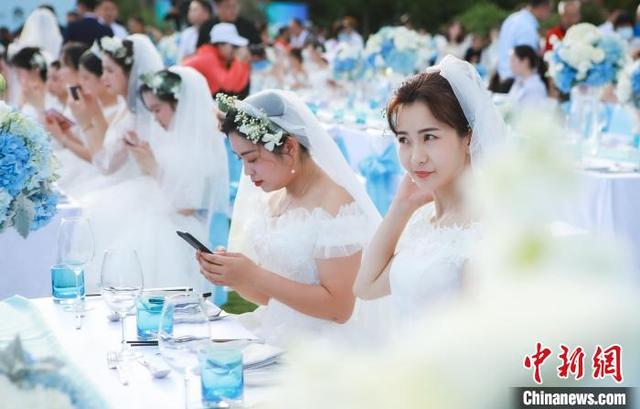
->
[183,22,251,98]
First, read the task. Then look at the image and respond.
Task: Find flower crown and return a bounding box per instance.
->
[98,37,133,67]
[140,71,181,101]
[30,52,47,71]
[216,93,285,151]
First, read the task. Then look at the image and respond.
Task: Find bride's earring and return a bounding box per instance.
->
[291,168,296,174]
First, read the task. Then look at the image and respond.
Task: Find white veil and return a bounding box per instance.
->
[426,55,506,168]
[228,89,382,255]
[126,34,164,114]
[8,7,62,61]
[150,66,229,219]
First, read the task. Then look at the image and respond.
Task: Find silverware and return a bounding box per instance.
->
[106,351,129,386]
[137,357,170,379]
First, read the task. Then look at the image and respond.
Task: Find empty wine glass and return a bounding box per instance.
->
[100,248,144,360]
[57,217,94,330]
[158,293,211,409]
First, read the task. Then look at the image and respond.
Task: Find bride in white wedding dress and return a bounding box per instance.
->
[354,55,505,324]
[197,90,385,346]
[64,34,163,197]
[81,66,228,292]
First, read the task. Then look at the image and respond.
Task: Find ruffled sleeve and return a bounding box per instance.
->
[313,202,373,259]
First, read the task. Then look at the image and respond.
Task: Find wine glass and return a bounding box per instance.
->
[100,248,144,360]
[57,217,94,330]
[158,293,211,409]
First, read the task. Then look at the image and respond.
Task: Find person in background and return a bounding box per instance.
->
[96,0,128,39]
[197,0,261,49]
[289,18,310,50]
[437,20,471,60]
[273,26,291,54]
[46,61,69,112]
[127,16,146,35]
[599,9,622,35]
[64,0,113,45]
[285,48,308,90]
[614,12,635,42]
[10,47,48,121]
[494,0,552,93]
[176,0,213,62]
[66,11,80,26]
[508,45,547,106]
[338,16,364,49]
[184,22,250,98]
[544,0,581,52]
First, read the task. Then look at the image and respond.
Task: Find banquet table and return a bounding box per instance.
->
[0,202,82,299]
[22,297,277,408]
[558,168,640,276]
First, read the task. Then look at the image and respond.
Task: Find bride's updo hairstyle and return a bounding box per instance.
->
[220,92,310,158]
[386,71,470,138]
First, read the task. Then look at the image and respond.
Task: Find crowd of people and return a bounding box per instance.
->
[0,0,638,346]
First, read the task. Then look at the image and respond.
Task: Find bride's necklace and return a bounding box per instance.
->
[276,165,320,216]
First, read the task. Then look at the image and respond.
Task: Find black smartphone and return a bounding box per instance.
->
[69,85,81,101]
[176,231,212,253]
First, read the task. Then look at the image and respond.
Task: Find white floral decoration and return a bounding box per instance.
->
[99,37,133,66]
[30,52,47,71]
[216,93,285,151]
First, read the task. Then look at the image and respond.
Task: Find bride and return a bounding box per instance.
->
[353,55,504,323]
[196,90,382,346]
[81,66,228,292]
[65,34,163,197]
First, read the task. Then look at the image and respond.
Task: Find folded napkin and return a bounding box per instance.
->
[242,343,284,370]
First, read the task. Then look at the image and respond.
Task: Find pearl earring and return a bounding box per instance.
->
[291,169,296,174]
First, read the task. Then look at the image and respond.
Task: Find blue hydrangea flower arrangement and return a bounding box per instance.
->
[0,97,59,237]
[546,23,628,94]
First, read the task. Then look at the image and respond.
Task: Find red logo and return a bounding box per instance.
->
[524,343,623,384]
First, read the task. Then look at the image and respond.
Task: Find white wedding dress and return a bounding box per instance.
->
[56,97,126,196]
[238,201,371,346]
[79,67,228,293]
[389,204,481,324]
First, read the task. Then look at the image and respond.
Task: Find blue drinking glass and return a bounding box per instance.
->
[51,264,85,303]
[136,295,171,340]
[200,346,244,408]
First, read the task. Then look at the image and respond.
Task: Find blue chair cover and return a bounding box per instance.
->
[358,143,402,214]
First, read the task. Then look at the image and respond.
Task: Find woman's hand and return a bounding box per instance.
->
[127,137,157,176]
[44,116,67,143]
[196,250,261,289]
[68,88,93,128]
[391,173,434,213]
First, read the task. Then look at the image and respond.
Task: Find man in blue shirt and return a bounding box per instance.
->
[493,0,552,93]
[64,0,113,46]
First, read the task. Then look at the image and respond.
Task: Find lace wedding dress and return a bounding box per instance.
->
[389,204,481,323]
[238,201,372,347]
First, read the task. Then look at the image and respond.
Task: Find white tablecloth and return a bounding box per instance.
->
[30,297,276,408]
[0,203,82,299]
[559,170,640,276]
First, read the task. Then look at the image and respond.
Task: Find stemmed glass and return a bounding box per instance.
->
[57,217,94,330]
[158,293,211,409]
[100,248,144,360]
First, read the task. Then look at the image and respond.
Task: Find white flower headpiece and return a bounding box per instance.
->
[99,37,133,66]
[216,93,285,151]
[140,71,181,101]
[30,52,47,71]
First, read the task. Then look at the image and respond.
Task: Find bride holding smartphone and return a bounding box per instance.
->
[81,66,228,293]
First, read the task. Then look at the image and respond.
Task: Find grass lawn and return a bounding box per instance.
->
[221,291,258,314]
